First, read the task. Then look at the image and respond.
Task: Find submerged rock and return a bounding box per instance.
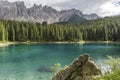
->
[52,54,102,80]
[37,66,52,73]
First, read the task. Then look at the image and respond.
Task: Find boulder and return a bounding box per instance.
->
[52,54,102,80]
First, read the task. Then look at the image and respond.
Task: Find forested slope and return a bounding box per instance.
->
[0,16,120,42]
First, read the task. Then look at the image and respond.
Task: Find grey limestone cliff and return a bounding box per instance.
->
[0,0,99,23]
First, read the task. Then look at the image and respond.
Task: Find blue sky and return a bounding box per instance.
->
[8,0,120,17]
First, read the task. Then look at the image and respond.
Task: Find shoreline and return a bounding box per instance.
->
[0,42,14,47]
[0,41,120,47]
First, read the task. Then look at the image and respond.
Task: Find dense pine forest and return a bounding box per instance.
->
[0,16,120,42]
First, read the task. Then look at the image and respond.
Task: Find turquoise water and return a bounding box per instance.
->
[0,43,120,80]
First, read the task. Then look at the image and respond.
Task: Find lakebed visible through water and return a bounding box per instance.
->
[0,43,120,80]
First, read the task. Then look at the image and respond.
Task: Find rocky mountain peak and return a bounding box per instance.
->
[59,8,84,22]
[0,0,10,6]
[33,4,42,8]
[0,0,8,2]
[84,13,99,20]
[42,5,57,13]
[0,1,99,23]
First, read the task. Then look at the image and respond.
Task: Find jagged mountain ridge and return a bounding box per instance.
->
[0,0,99,23]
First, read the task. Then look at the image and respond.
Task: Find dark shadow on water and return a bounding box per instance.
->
[37,66,52,73]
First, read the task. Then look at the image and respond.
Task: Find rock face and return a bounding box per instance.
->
[52,55,102,80]
[0,0,99,23]
[83,14,99,20]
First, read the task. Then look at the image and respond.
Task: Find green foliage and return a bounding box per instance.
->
[91,56,120,80]
[51,63,62,74]
[42,21,47,26]
[0,16,120,42]
[0,22,6,42]
[105,56,120,71]
[91,69,120,80]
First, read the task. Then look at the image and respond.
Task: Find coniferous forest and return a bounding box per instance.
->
[0,16,120,42]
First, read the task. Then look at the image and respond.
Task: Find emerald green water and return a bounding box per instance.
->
[0,43,120,80]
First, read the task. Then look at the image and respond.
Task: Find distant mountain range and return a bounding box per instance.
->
[0,0,99,23]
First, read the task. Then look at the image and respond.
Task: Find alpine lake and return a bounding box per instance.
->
[0,42,120,80]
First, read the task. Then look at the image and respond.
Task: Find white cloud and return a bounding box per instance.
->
[99,0,120,16]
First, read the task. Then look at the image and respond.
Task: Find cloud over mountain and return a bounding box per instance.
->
[99,0,120,16]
